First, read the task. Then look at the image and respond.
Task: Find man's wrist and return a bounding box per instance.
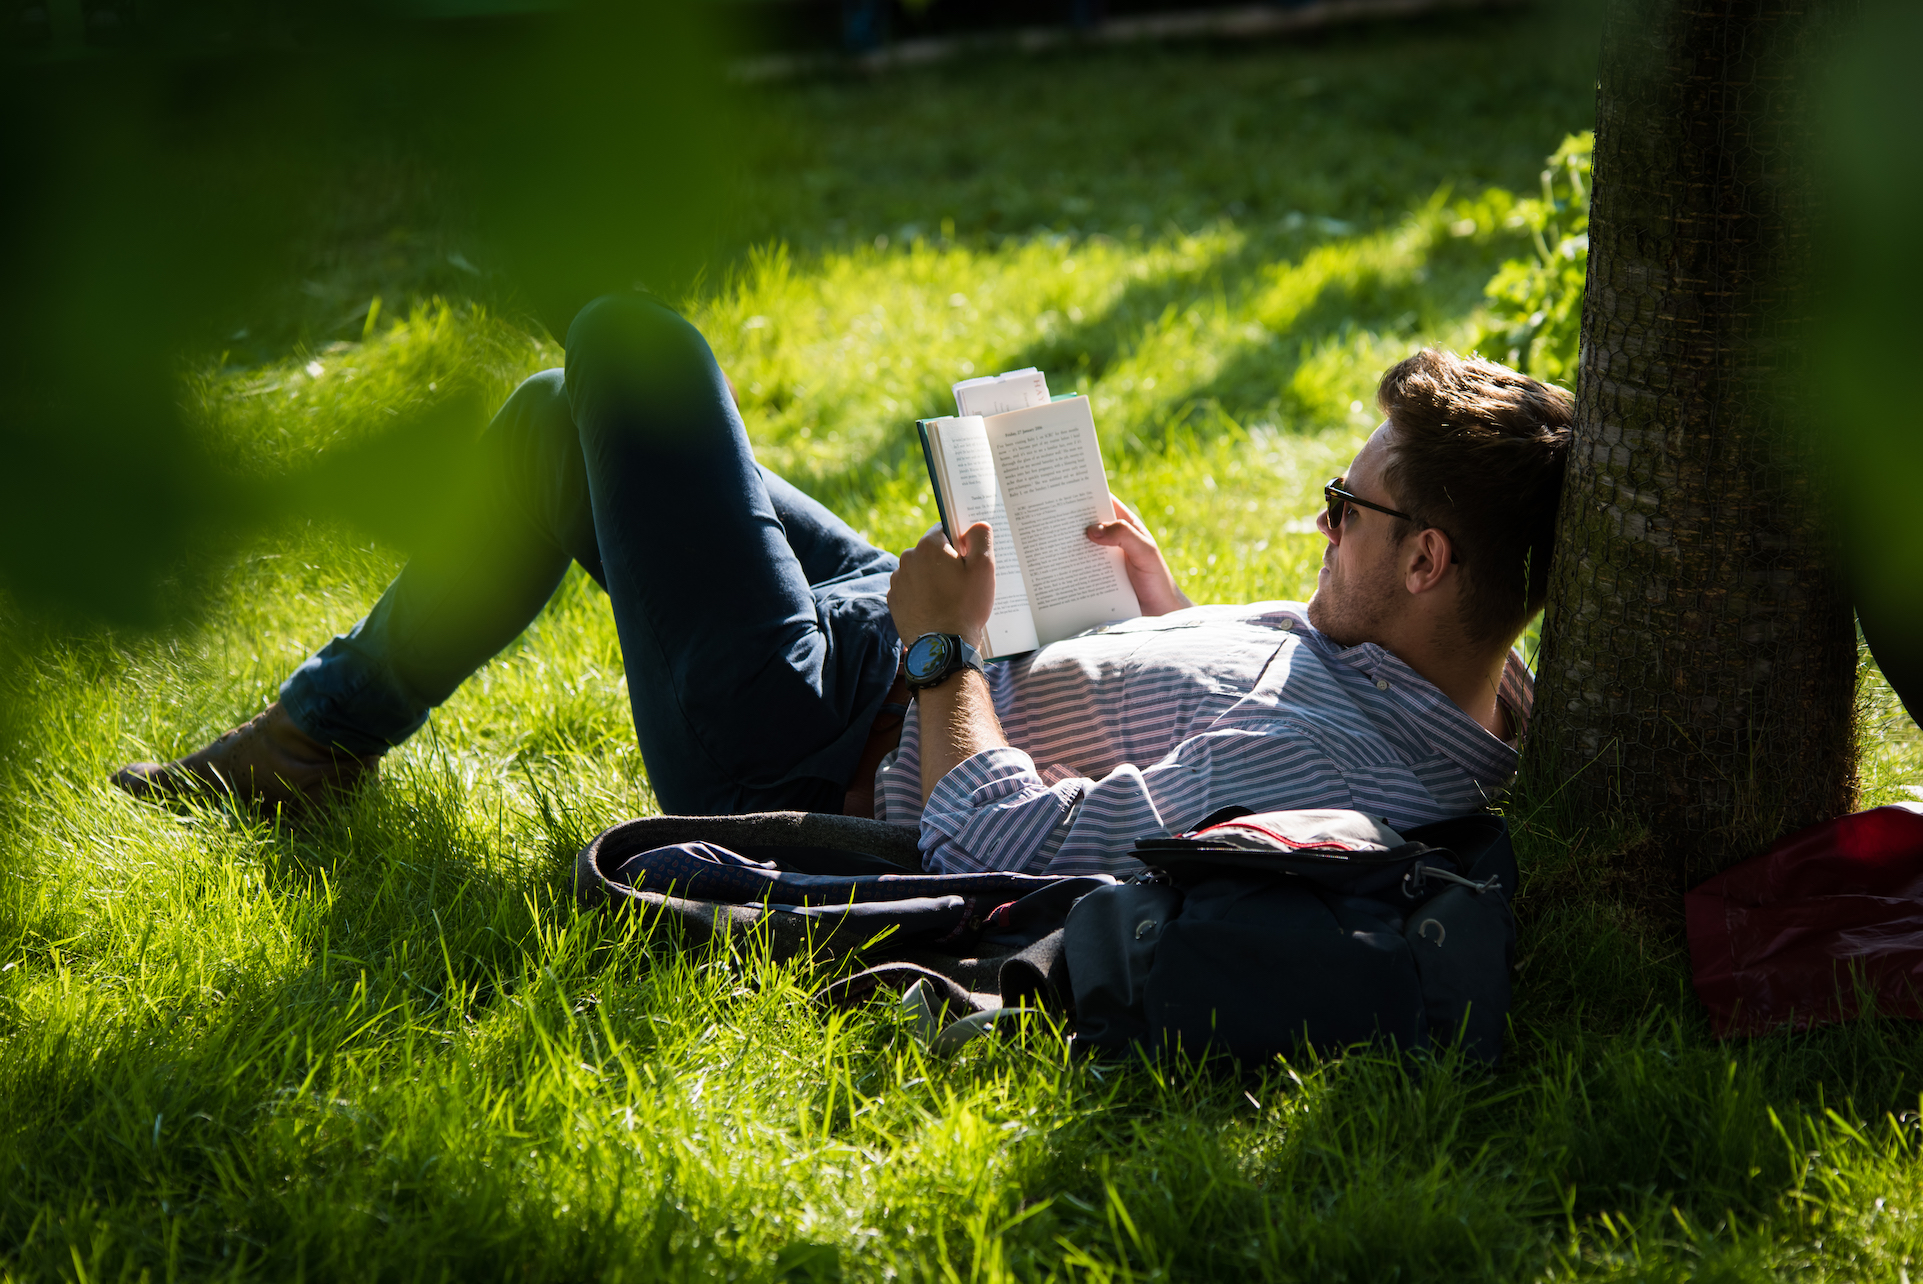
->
[914,665,988,702]
[912,658,1006,805]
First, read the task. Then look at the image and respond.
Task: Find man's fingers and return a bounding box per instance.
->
[1110,495,1152,533]
[957,520,994,563]
[1086,519,1148,553]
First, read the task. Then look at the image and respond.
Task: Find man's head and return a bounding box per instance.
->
[1307,349,1572,650]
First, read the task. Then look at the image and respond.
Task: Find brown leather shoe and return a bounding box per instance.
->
[113,701,382,811]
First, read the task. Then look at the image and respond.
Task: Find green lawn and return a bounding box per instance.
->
[9,5,1923,1280]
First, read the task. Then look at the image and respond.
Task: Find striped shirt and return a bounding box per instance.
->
[872,602,1532,877]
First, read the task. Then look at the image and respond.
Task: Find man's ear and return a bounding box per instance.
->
[1402,527,1456,596]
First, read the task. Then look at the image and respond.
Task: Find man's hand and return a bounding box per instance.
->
[890,521,1008,802]
[1086,496,1193,617]
[889,521,997,649]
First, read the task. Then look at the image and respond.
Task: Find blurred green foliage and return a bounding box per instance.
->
[0,2,727,628]
[1819,1,1923,665]
[1471,131,1591,388]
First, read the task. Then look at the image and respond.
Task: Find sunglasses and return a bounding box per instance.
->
[1324,478,1415,528]
[1323,477,1462,563]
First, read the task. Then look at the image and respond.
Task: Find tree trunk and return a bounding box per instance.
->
[1525,0,1858,886]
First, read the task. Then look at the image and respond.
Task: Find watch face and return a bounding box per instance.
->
[905,633,955,682]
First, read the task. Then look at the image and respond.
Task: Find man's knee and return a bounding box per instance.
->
[563,294,722,419]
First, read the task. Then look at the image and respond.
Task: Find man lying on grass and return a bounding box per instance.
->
[115,294,1572,875]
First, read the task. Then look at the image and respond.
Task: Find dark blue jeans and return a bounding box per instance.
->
[279,295,902,814]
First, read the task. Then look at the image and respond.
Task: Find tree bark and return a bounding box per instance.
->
[1525,0,1858,886]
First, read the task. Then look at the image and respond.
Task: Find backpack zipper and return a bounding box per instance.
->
[1401,862,1502,900]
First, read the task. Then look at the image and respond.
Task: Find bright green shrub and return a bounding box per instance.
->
[1474,132,1592,389]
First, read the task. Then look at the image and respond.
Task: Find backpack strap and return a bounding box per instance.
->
[814,962,989,1025]
[575,810,922,911]
[998,929,1073,1013]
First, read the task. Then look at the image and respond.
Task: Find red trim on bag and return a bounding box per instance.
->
[1194,817,1378,851]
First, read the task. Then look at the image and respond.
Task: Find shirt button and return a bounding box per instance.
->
[1279,617,1294,630]
[1375,678,1390,691]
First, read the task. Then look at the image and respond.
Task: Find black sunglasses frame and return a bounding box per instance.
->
[1323,478,1462,564]
[1324,479,1415,527]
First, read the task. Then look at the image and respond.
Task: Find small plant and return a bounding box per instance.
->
[1474,132,1592,389]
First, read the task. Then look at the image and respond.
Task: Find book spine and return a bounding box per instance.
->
[916,419,955,543]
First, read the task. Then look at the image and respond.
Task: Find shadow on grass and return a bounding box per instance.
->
[915,999,1923,1280]
[1501,742,1923,1126]
[786,210,1524,516]
[16,748,1923,1280]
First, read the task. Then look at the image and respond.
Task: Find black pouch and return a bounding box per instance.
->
[1064,808,1516,1064]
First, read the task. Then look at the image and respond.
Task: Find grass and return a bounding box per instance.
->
[10,3,1923,1280]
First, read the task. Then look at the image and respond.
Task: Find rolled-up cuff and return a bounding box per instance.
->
[917,746,1077,875]
[278,631,431,757]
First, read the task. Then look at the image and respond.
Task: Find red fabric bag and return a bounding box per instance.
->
[1687,803,1923,1036]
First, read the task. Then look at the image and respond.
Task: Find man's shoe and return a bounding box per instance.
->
[112,702,382,811]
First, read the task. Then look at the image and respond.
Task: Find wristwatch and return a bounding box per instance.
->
[902,632,986,693]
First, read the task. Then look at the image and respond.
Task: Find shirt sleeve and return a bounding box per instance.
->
[915,722,1357,876]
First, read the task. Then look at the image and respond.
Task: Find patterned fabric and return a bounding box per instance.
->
[609,840,1104,905]
[873,602,1532,878]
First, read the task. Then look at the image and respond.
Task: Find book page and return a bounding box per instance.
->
[983,398,1142,646]
[953,367,1050,417]
[922,417,1040,659]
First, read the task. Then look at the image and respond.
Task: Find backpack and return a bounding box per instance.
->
[573,806,1517,1065]
[1062,806,1517,1064]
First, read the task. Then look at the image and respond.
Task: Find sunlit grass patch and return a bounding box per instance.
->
[691,187,1533,562]
[1857,642,1923,808]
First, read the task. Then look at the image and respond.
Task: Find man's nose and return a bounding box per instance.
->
[1316,507,1339,544]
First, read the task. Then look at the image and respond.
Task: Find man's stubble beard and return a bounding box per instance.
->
[1307,554,1402,648]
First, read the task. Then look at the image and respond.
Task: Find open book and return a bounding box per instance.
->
[918,367,1141,659]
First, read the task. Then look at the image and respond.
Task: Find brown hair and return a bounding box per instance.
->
[1375,350,1573,643]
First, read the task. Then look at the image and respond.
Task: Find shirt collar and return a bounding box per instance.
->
[1219,602,1532,784]
[1312,628,1527,784]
